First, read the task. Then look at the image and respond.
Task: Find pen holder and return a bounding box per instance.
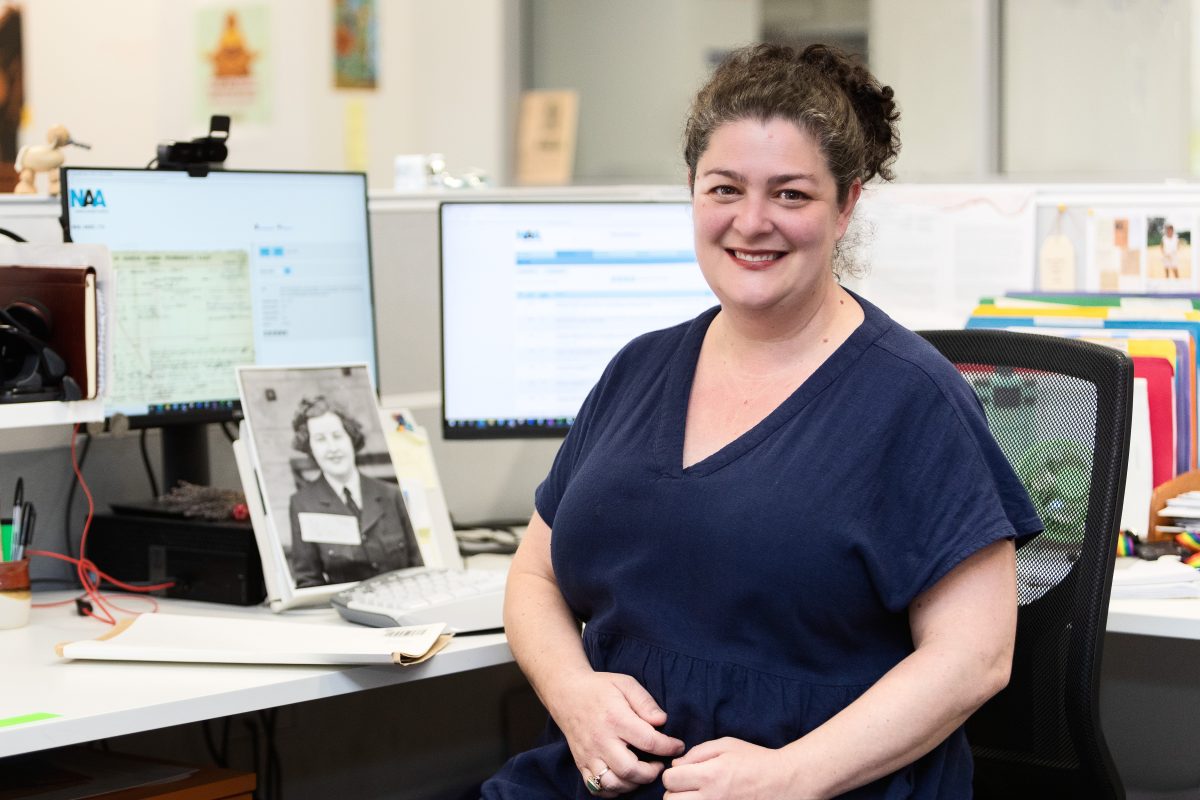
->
[0,558,31,629]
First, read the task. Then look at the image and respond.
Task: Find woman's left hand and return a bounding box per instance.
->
[662,737,796,800]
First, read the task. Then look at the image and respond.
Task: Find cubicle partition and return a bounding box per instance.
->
[4,183,1200,794]
[5,182,1200,528]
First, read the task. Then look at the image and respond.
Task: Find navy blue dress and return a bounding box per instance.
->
[483,295,1042,799]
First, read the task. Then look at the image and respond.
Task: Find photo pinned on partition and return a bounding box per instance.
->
[1087,214,1145,292]
[1146,215,1194,288]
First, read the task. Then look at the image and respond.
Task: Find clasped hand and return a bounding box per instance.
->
[663,737,796,800]
[553,671,685,796]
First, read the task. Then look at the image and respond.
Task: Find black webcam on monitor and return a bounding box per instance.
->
[155,115,230,172]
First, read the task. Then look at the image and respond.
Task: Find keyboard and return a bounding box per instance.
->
[331,566,507,632]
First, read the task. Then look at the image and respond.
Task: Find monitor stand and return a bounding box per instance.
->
[106,423,213,520]
[161,423,211,490]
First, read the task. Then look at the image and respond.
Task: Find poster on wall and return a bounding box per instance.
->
[0,4,22,193]
[196,5,272,125]
[334,0,377,89]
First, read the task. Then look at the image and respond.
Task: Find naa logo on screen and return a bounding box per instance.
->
[68,189,106,208]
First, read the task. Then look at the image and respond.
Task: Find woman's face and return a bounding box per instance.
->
[691,117,859,316]
[306,411,356,483]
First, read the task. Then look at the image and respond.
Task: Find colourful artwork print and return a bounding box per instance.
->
[335,0,377,89]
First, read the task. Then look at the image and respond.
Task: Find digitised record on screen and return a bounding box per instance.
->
[62,168,377,425]
[439,200,716,439]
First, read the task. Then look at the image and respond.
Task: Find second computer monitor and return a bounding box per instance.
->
[439,200,716,439]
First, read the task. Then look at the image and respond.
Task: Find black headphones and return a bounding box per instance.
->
[0,297,82,402]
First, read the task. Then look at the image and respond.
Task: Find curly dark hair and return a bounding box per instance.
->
[684,43,901,204]
[291,396,366,456]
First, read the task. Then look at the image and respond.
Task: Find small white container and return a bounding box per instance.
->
[0,558,31,629]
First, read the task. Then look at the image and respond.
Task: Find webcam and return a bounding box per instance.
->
[156,115,230,171]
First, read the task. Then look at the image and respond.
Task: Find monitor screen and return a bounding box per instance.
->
[439,200,716,439]
[61,168,378,427]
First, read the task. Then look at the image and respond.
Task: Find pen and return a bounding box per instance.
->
[12,503,33,561]
[10,479,23,560]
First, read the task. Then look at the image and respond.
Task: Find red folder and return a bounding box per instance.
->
[1133,355,1175,487]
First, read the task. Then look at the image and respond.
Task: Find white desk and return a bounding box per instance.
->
[5,588,1198,765]
[1107,596,1200,639]
[0,592,513,759]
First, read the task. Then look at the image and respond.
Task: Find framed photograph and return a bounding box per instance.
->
[236,364,424,607]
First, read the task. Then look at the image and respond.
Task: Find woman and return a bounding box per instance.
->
[287,395,423,587]
[483,44,1040,799]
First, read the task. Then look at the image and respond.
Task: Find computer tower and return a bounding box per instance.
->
[87,511,266,605]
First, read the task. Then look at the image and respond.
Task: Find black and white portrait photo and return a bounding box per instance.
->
[237,364,423,590]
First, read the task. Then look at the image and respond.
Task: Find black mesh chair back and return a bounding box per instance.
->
[918,329,1133,800]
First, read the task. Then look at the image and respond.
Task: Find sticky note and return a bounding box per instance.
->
[0,712,60,728]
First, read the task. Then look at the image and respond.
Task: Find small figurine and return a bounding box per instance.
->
[14,124,90,195]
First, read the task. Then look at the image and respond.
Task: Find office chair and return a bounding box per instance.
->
[918,328,1133,800]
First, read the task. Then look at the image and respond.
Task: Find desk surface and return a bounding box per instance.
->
[1106,596,1200,639]
[0,592,512,759]
[5,588,1199,760]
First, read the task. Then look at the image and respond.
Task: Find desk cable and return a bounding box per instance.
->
[62,428,91,562]
[30,423,175,623]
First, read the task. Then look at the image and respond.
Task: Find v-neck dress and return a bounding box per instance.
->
[482,294,1042,799]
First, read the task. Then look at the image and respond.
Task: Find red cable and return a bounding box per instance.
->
[25,424,174,623]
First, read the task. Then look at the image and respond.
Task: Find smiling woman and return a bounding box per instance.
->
[482,43,1041,800]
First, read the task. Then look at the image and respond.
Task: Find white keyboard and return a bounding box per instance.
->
[331,567,507,632]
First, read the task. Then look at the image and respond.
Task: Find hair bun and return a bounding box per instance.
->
[799,44,900,183]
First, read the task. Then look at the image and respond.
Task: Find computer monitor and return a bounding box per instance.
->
[439,200,716,439]
[61,167,377,487]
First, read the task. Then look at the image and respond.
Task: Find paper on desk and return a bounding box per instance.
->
[383,410,442,489]
[1111,556,1200,599]
[55,613,453,666]
[381,407,461,569]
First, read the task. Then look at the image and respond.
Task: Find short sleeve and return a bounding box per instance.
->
[855,369,1044,613]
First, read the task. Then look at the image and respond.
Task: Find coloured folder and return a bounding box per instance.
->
[1132,355,1176,487]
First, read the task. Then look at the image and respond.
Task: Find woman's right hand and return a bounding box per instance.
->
[549,670,686,796]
